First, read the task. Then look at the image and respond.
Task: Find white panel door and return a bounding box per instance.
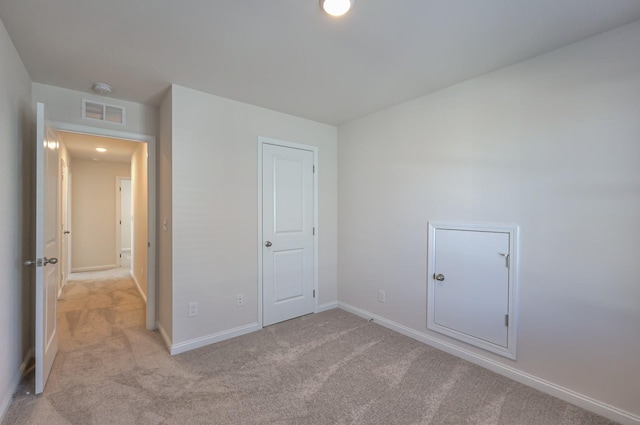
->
[35,102,60,393]
[262,144,314,326]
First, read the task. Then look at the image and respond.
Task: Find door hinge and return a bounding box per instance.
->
[313,165,315,173]
[119,187,122,191]
[313,227,315,236]
[505,314,509,327]
[148,242,150,247]
[119,253,122,258]
[313,290,316,298]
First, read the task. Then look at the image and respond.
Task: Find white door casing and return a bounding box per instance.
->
[427,222,519,359]
[260,138,317,326]
[35,102,60,393]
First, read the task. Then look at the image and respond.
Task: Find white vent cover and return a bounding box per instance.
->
[82,99,126,125]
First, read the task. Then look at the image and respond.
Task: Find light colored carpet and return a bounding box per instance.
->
[3,274,618,425]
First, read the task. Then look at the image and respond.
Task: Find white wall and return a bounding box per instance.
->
[338,21,640,420]
[0,17,32,422]
[32,83,157,137]
[70,158,131,271]
[165,85,337,347]
[157,88,173,341]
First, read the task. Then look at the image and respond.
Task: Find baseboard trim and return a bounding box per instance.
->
[0,348,34,423]
[71,264,118,273]
[316,301,338,312]
[130,272,147,303]
[156,322,172,352]
[338,302,639,425]
[169,322,261,356]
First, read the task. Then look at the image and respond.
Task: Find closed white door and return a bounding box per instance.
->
[119,178,132,267]
[262,143,315,326]
[34,102,60,393]
[428,222,518,359]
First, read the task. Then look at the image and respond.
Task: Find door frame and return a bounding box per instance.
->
[427,221,519,359]
[59,157,70,295]
[257,136,318,328]
[51,121,157,330]
[115,176,132,268]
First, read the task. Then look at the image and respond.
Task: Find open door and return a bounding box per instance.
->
[34,102,60,393]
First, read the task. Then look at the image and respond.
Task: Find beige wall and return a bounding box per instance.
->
[70,158,131,271]
[337,21,640,419]
[131,143,148,299]
[162,85,338,348]
[0,16,32,420]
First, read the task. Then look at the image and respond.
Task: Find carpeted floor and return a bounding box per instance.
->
[3,271,618,424]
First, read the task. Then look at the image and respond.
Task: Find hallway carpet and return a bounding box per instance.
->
[3,273,617,424]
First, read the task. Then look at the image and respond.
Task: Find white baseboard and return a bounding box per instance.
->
[71,264,118,273]
[130,272,147,303]
[338,302,639,425]
[317,301,338,312]
[0,348,34,423]
[169,322,261,356]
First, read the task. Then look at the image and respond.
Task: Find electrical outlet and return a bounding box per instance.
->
[236,294,244,307]
[188,302,198,317]
[378,290,386,303]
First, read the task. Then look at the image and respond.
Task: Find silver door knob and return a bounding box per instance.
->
[434,273,445,282]
[265,241,272,247]
[23,260,36,266]
[44,257,58,265]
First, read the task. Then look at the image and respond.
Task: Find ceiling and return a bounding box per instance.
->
[60,132,139,163]
[1,1,640,125]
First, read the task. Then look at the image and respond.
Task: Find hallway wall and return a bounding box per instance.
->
[70,159,131,271]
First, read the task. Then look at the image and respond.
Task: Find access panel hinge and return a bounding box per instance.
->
[505,314,509,327]
[313,290,316,298]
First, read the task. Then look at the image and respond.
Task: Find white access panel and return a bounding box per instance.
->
[427,222,519,359]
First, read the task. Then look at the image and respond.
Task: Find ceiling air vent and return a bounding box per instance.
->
[82,99,126,125]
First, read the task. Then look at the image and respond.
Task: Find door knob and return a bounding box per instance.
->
[434,273,445,282]
[264,241,272,247]
[44,257,58,266]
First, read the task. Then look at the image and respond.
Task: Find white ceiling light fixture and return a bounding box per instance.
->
[95,147,107,152]
[92,82,113,94]
[320,0,353,17]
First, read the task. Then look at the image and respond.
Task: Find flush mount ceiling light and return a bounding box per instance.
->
[95,147,107,153]
[320,0,353,17]
[92,83,113,95]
